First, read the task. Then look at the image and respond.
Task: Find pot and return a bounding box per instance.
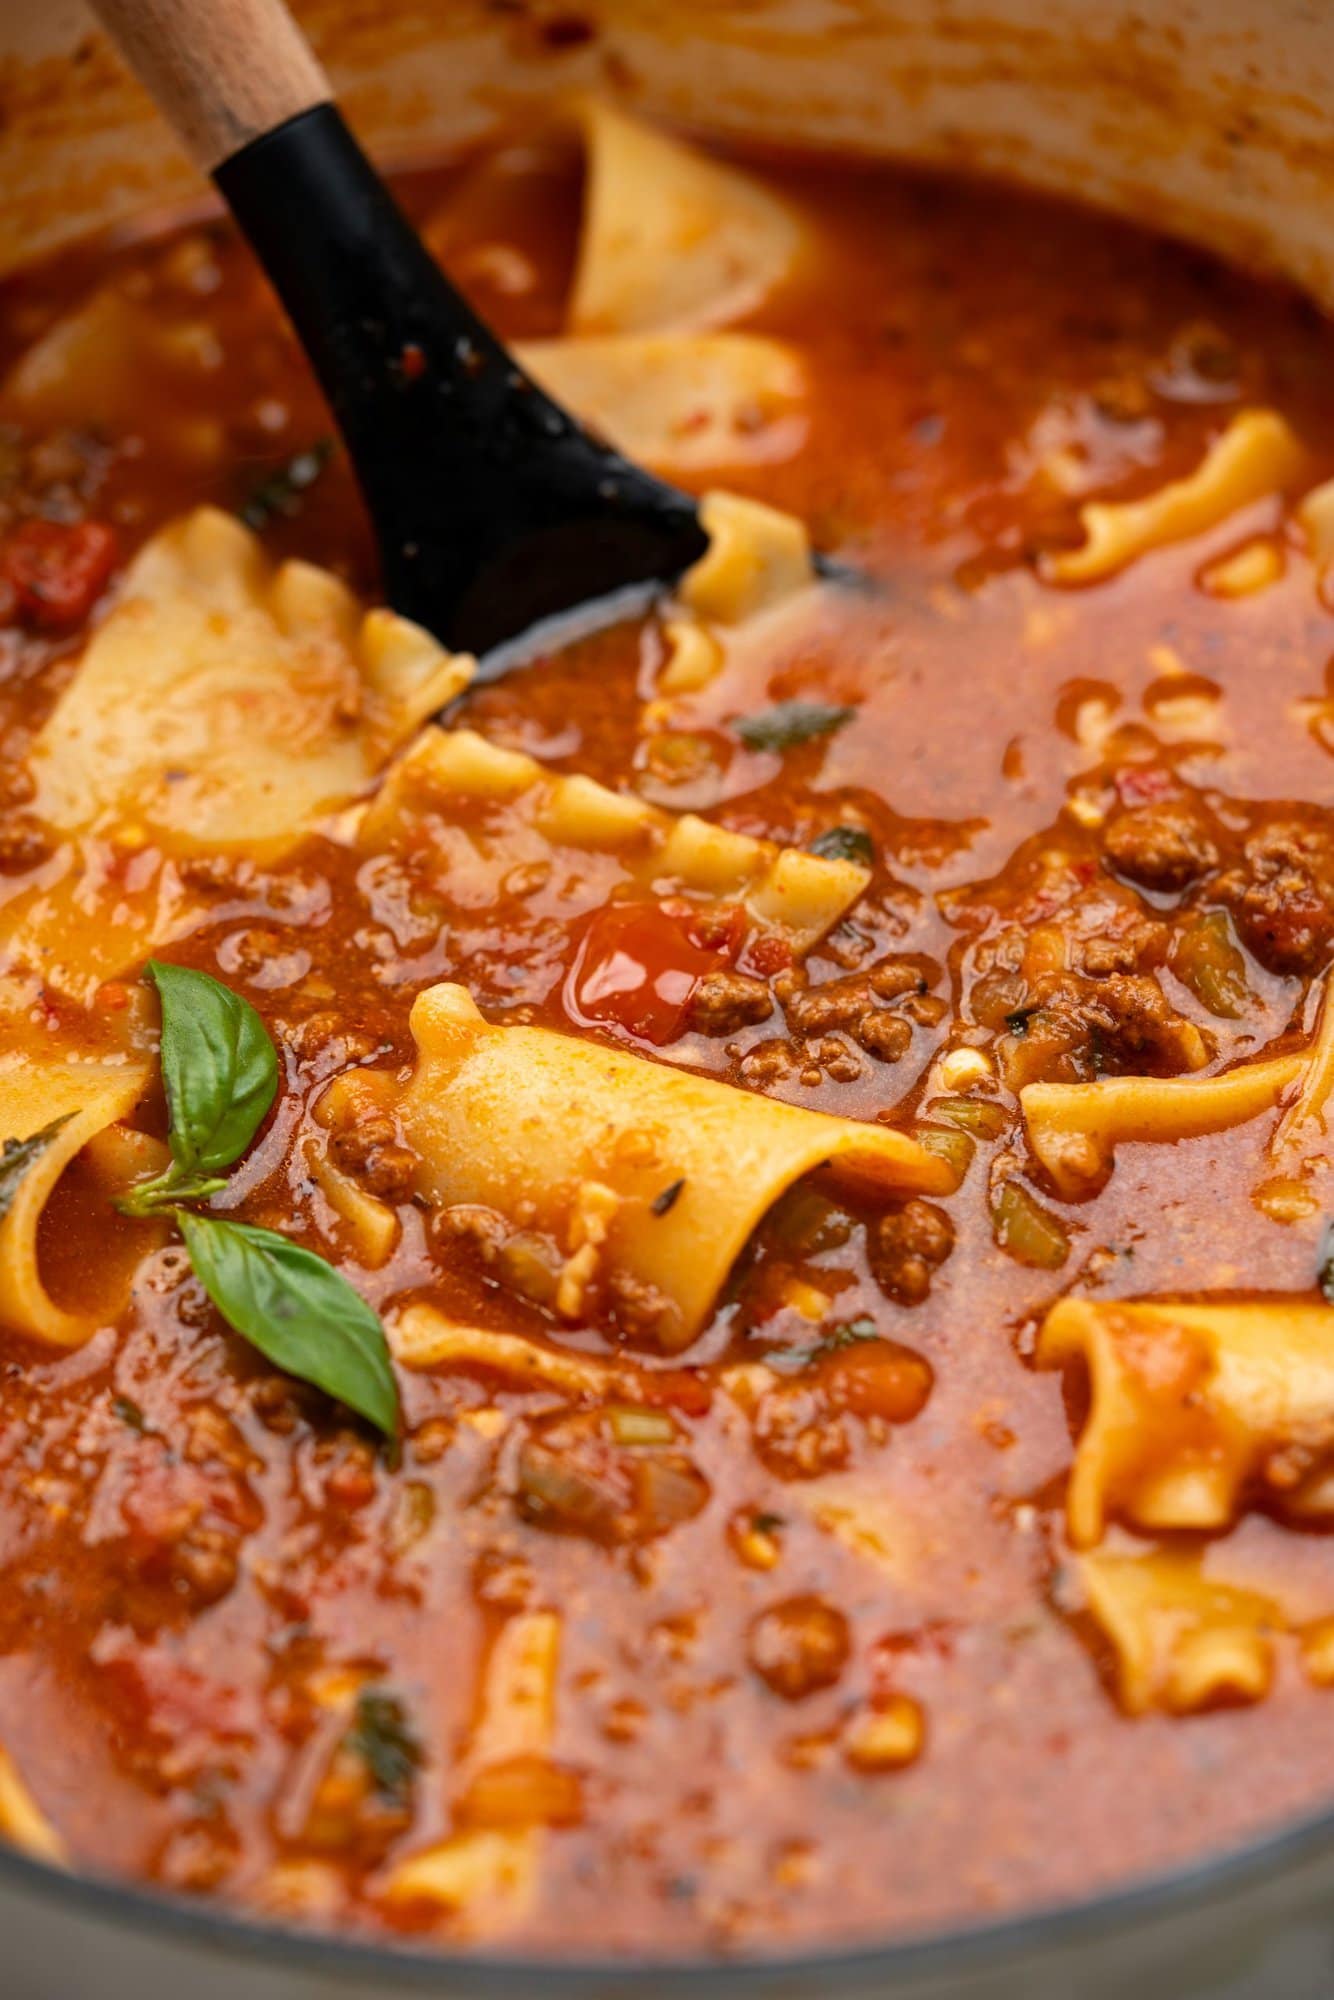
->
[3,3,1334,1993]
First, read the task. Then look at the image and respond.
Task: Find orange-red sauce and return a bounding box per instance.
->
[2,137,1334,1955]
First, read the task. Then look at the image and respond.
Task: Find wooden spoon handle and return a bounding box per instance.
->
[87,0,331,173]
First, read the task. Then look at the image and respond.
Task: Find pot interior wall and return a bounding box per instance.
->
[2,1,1334,313]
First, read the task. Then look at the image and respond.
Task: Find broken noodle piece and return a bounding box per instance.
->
[1044,409,1305,584]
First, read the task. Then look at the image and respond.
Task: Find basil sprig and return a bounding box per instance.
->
[120,961,279,1211]
[121,962,399,1440]
[178,1213,399,1439]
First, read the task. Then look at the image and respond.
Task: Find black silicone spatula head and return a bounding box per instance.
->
[90,0,850,664]
[214,104,709,659]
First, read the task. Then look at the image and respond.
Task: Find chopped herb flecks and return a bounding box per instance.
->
[240,438,334,532]
[763,1315,881,1373]
[807,824,874,867]
[346,1689,423,1806]
[735,701,854,753]
[651,1178,686,1216]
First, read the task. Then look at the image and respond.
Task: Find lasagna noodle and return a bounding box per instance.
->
[567,99,805,335]
[678,490,816,625]
[1038,1296,1334,1545]
[0,1046,157,1348]
[651,489,819,699]
[0,1744,65,1864]
[515,336,807,473]
[5,508,471,999]
[29,507,472,855]
[2,285,238,461]
[1021,1052,1304,1197]
[392,1307,651,1402]
[1044,409,1306,584]
[336,982,950,1353]
[360,724,868,954]
[382,1612,560,1927]
[1079,1550,1281,1716]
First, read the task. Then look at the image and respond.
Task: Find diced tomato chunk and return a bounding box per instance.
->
[565,898,742,1046]
[1114,763,1178,809]
[2,517,119,631]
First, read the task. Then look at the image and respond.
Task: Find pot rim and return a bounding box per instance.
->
[5,1779,1334,1988]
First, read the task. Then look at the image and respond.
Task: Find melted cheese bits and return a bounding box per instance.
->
[1038,1296,1334,1545]
[1044,409,1305,584]
[29,507,472,858]
[334,983,949,1353]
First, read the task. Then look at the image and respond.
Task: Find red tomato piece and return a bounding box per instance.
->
[565,899,741,1046]
[2,517,119,631]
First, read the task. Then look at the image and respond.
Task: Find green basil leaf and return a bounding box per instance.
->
[177,1211,399,1438]
[735,701,854,753]
[149,961,278,1178]
[0,1115,73,1221]
[807,824,874,867]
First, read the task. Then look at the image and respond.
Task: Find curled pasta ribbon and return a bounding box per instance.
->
[328,983,949,1353]
[362,724,867,954]
[1078,1550,1282,1716]
[392,1308,640,1400]
[652,488,819,699]
[1043,409,1306,584]
[1021,1051,1305,1198]
[382,1612,562,1930]
[678,490,815,625]
[0,1047,161,1348]
[1038,1296,1334,1546]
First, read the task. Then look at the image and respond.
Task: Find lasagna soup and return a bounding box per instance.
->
[3,103,1334,1953]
